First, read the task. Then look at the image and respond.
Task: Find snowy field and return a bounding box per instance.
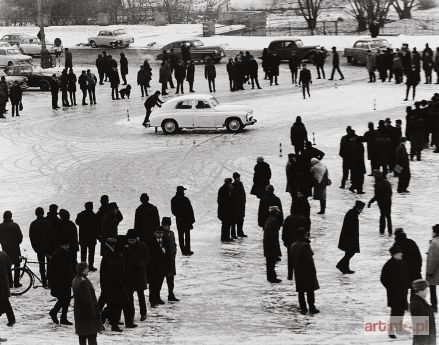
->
[0,59,439,344]
[1,24,439,52]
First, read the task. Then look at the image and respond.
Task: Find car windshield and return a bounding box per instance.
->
[114,29,127,36]
[7,49,21,55]
[210,97,219,107]
[371,40,388,48]
[192,40,203,47]
[295,40,303,47]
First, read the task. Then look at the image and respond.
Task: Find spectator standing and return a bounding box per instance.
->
[86,69,97,105]
[0,211,23,287]
[67,68,77,106]
[264,206,282,283]
[78,70,88,105]
[329,47,344,81]
[120,52,128,85]
[205,58,216,93]
[0,250,15,327]
[186,60,195,93]
[9,81,22,117]
[75,202,99,271]
[171,186,195,256]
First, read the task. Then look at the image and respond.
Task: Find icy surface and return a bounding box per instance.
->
[0,60,438,344]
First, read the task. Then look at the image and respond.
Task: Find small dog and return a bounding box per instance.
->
[119,84,131,99]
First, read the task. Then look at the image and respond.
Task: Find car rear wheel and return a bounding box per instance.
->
[162,119,178,134]
[226,118,243,133]
[39,80,50,91]
[90,41,97,48]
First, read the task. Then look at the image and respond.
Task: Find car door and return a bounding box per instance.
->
[193,100,215,127]
[174,100,193,127]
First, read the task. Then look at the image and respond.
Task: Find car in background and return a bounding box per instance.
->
[0,70,28,90]
[0,34,55,56]
[148,94,256,134]
[156,39,226,63]
[0,46,32,67]
[88,29,134,48]
[264,39,320,62]
[343,38,391,65]
[3,64,57,91]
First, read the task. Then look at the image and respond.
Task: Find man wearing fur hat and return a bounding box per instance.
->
[410,279,436,345]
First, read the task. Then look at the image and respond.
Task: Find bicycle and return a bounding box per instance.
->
[10,256,47,296]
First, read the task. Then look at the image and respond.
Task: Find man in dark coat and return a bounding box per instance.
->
[363,122,379,174]
[0,250,14,327]
[100,202,120,256]
[0,211,23,287]
[285,154,300,199]
[186,60,195,93]
[336,201,365,274]
[226,58,235,91]
[204,58,216,93]
[368,170,393,234]
[161,217,179,302]
[134,193,160,246]
[75,202,99,271]
[369,20,380,38]
[288,228,319,314]
[298,63,312,99]
[72,262,103,344]
[96,53,105,85]
[349,136,366,194]
[124,229,150,322]
[217,178,234,242]
[50,74,60,109]
[231,172,247,239]
[46,204,61,252]
[288,52,300,84]
[120,52,128,85]
[394,137,410,193]
[64,47,73,69]
[181,43,191,63]
[171,186,195,255]
[78,70,88,105]
[410,279,436,345]
[59,209,79,263]
[394,228,422,284]
[0,76,8,117]
[168,48,178,86]
[264,206,282,283]
[102,51,110,82]
[315,47,327,79]
[49,239,74,325]
[250,156,272,199]
[137,65,149,97]
[143,59,152,87]
[404,65,420,101]
[282,210,308,266]
[258,185,284,229]
[29,207,54,287]
[148,228,167,307]
[142,91,163,127]
[339,126,356,188]
[9,81,22,117]
[380,245,410,339]
[174,61,186,95]
[328,46,344,80]
[270,52,281,86]
[86,69,97,105]
[249,55,262,89]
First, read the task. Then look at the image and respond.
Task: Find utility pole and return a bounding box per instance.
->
[37,0,50,68]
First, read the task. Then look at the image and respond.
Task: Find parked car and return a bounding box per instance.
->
[3,64,57,91]
[0,47,32,67]
[0,34,55,56]
[264,39,320,62]
[0,71,28,90]
[156,39,226,63]
[0,41,10,47]
[148,94,256,134]
[88,29,134,48]
[343,38,391,65]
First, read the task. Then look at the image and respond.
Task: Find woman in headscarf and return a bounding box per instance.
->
[310,158,329,215]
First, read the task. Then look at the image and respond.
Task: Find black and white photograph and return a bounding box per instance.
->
[0,0,439,344]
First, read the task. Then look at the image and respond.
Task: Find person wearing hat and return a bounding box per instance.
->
[161,217,179,302]
[186,59,195,93]
[310,158,330,214]
[137,65,148,97]
[46,204,61,246]
[290,116,308,155]
[394,228,422,285]
[134,193,160,247]
[426,225,439,312]
[368,170,393,235]
[258,185,284,230]
[29,207,54,287]
[366,49,376,83]
[336,201,365,274]
[404,64,420,101]
[0,211,23,288]
[288,227,319,314]
[328,46,344,81]
[339,126,356,189]
[148,227,166,307]
[100,203,120,256]
[9,80,22,117]
[394,137,411,193]
[49,237,74,325]
[217,178,234,242]
[59,209,79,263]
[263,206,282,283]
[142,91,164,127]
[231,173,247,239]
[75,202,99,272]
[174,60,186,95]
[410,279,436,345]
[123,229,150,322]
[171,186,195,255]
[0,250,15,328]
[285,153,300,198]
[50,73,60,110]
[250,156,272,199]
[72,262,103,344]
[380,245,410,339]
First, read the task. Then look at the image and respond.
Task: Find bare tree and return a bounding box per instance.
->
[297,0,324,31]
[347,0,392,32]
[392,0,417,19]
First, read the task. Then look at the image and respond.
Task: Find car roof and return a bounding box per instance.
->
[164,94,213,104]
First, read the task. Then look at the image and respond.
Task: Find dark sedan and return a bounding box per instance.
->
[156,39,226,63]
[3,64,57,91]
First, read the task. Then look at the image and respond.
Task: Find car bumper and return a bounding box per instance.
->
[246,118,257,125]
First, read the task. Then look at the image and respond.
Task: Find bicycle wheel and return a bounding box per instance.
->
[10,268,33,296]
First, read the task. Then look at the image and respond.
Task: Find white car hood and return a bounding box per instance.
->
[215,104,251,113]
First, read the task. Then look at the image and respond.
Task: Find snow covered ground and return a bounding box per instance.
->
[0,59,438,344]
[1,24,439,52]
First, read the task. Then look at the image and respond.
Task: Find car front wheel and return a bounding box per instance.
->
[226,118,243,133]
[162,119,178,134]
[90,41,97,48]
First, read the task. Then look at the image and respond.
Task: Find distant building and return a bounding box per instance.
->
[229,0,274,10]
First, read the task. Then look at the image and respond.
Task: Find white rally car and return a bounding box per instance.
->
[0,46,32,67]
[148,94,256,134]
[88,29,134,48]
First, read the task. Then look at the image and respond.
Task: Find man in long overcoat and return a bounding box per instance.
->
[120,52,128,85]
[0,211,23,287]
[395,137,411,193]
[0,250,14,327]
[339,126,356,188]
[349,136,366,194]
[368,170,393,234]
[59,209,79,263]
[394,228,422,284]
[231,172,247,239]
[258,185,284,229]
[134,193,160,246]
[410,279,436,345]
[336,201,365,274]
[100,202,120,257]
[264,206,282,283]
[171,186,195,255]
[75,202,99,271]
[363,122,379,174]
[250,156,272,199]
[290,116,308,154]
[217,178,234,242]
